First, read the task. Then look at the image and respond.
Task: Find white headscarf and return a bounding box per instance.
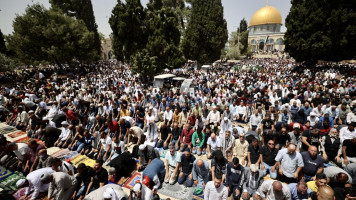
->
[103,187,121,200]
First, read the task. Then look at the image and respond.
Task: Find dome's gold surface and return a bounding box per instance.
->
[249,6,282,27]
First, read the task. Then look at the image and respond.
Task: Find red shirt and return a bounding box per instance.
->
[108,120,119,132]
[65,109,74,121]
[188,116,197,126]
[180,128,194,145]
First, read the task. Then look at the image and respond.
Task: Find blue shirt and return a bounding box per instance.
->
[288,183,312,200]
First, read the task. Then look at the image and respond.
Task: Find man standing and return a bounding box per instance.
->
[41,172,77,200]
[275,144,304,184]
[178,148,196,187]
[255,180,291,200]
[225,157,245,200]
[204,173,228,200]
[247,138,261,167]
[164,145,181,184]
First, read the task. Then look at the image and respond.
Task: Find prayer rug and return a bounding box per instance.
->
[13,187,32,200]
[192,192,204,200]
[123,172,142,190]
[46,147,61,155]
[63,151,79,160]
[0,172,25,191]
[0,166,13,181]
[0,126,18,134]
[70,155,96,167]
[49,148,70,158]
[14,136,31,143]
[158,147,168,158]
[117,176,130,186]
[158,183,194,200]
[8,131,26,138]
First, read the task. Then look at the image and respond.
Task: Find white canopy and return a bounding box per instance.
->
[154,74,176,79]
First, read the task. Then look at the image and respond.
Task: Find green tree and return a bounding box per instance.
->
[50,0,101,56]
[181,0,228,64]
[109,0,147,62]
[7,4,97,65]
[0,53,16,72]
[0,30,6,55]
[132,0,184,76]
[237,18,249,55]
[284,0,356,65]
[162,0,190,31]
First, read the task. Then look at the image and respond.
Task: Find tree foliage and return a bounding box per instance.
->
[285,0,356,64]
[109,0,147,62]
[50,0,101,56]
[237,18,249,55]
[110,0,184,77]
[0,30,6,55]
[181,0,228,64]
[0,53,16,72]
[7,4,97,65]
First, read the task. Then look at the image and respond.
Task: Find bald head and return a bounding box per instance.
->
[317,185,334,200]
[197,159,204,168]
[273,181,283,193]
[287,144,296,155]
[211,133,216,140]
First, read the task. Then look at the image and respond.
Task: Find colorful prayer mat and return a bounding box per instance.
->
[123,172,141,190]
[8,131,26,138]
[192,190,204,200]
[0,166,14,181]
[13,187,32,200]
[49,148,70,158]
[63,151,79,160]
[0,172,25,191]
[14,136,31,143]
[117,176,130,186]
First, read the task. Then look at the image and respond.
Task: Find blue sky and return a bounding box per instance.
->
[0,0,291,38]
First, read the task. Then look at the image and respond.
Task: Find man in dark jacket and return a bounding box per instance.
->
[225,157,245,200]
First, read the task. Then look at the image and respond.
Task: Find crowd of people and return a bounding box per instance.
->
[0,58,355,200]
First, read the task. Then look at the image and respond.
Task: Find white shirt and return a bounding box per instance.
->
[204,181,228,200]
[207,137,222,151]
[236,105,247,115]
[340,127,356,143]
[59,127,71,141]
[100,135,112,151]
[163,110,173,121]
[26,167,55,200]
[14,143,30,161]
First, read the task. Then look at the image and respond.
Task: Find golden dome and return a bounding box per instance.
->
[249,6,282,27]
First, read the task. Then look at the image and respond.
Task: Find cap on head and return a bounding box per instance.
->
[40,173,51,183]
[250,164,258,172]
[16,179,26,188]
[293,123,300,129]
